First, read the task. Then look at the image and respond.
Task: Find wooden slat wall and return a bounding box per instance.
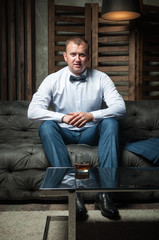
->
[0,0,35,101]
[92,3,136,101]
[2,1,158,101]
[48,0,91,74]
[137,4,159,100]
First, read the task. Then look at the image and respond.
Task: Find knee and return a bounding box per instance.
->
[100,118,119,133]
[39,120,58,137]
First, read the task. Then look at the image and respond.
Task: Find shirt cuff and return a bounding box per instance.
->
[90,110,103,122]
[53,112,65,123]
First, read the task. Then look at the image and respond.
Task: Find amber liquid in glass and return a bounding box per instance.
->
[75,163,90,179]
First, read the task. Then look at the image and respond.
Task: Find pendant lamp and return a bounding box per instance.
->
[101,0,141,21]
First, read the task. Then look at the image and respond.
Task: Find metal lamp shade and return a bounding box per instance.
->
[101,0,141,21]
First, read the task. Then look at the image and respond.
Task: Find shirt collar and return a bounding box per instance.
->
[67,67,87,78]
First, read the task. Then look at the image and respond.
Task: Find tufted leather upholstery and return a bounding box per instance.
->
[0,100,158,201]
[119,100,159,142]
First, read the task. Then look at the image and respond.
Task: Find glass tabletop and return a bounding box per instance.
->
[40,167,159,192]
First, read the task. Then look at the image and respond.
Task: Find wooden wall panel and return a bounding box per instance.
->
[0,0,7,100]
[48,0,91,74]
[137,4,159,100]
[2,0,159,101]
[92,3,136,101]
[0,0,35,100]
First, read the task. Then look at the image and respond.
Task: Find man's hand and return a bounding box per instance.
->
[62,115,74,125]
[62,112,94,128]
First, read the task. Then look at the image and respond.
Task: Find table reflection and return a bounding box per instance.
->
[40,167,159,191]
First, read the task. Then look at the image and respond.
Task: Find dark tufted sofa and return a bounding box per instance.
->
[0,100,159,201]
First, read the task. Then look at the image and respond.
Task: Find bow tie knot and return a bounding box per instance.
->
[70,75,86,82]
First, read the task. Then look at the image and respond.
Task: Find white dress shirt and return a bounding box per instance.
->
[28,66,126,130]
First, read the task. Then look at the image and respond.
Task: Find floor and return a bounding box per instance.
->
[0,200,159,212]
[0,202,92,212]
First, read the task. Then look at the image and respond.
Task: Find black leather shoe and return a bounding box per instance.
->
[76,193,88,220]
[95,193,120,220]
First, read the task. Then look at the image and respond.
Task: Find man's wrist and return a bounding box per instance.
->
[61,115,66,123]
[89,112,95,122]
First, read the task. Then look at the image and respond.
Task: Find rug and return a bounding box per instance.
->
[0,209,159,240]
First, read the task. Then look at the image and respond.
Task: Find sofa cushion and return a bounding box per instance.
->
[0,143,49,200]
[0,101,41,144]
[120,149,153,167]
[119,100,159,142]
[66,144,99,168]
[124,138,159,166]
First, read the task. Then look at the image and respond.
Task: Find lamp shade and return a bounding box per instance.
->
[101,0,141,21]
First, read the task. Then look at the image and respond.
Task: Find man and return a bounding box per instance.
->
[28,36,126,220]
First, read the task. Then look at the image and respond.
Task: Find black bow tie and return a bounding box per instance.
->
[70,75,86,82]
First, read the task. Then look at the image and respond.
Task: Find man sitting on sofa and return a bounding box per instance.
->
[28,36,126,220]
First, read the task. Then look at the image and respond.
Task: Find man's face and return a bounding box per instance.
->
[63,42,89,76]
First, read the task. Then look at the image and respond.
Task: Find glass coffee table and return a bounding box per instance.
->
[40,167,159,240]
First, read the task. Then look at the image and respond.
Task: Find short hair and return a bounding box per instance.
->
[65,36,89,54]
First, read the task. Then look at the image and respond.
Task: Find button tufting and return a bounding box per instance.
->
[22,128,28,132]
[7,168,13,173]
[23,136,28,139]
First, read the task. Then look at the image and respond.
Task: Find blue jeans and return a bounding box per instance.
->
[39,118,120,167]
